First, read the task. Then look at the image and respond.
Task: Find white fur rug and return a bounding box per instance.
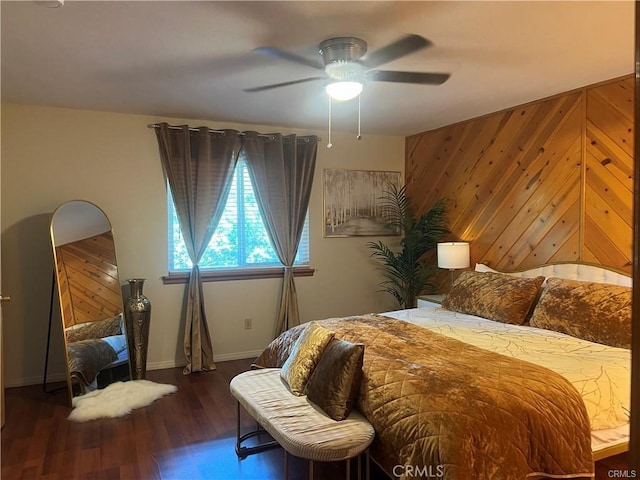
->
[68,379,178,422]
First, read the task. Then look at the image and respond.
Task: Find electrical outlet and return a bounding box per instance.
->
[244,317,252,330]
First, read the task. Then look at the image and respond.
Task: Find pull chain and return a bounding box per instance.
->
[357,94,362,140]
[327,95,333,149]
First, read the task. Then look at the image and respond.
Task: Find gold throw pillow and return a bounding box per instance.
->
[442,271,545,325]
[280,322,335,395]
[530,277,631,348]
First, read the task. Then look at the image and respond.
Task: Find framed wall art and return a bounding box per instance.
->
[323,169,402,237]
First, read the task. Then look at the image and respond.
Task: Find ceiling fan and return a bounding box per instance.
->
[244,34,451,100]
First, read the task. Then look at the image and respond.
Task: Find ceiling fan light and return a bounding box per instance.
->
[325,81,363,101]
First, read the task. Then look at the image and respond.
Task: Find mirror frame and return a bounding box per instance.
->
[50,200,132,404]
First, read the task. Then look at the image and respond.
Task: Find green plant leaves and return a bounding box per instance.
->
[367,184,449,309]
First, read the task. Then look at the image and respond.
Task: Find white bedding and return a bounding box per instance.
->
[385,305,631,455]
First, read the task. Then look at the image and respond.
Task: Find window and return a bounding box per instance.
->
[168,157,309,273]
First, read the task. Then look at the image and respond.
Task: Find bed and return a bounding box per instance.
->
[65,314,130,394]
[253,263,631,479]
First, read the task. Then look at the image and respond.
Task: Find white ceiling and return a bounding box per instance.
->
[1,1,635,137]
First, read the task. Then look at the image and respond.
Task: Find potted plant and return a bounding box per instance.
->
[366,184,449,309]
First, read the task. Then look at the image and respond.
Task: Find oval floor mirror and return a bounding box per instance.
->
[50,200,132,404]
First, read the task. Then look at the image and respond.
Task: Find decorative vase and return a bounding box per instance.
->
[124,278,151,380]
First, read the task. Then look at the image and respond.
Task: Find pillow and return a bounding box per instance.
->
[529,277,631,348]
[305,339,364,421]
[474,263,500,273]
[442,271,545,325]
[65,314,123,343]
[280,322,335,395]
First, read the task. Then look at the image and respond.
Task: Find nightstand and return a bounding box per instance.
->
[417,294,445,308]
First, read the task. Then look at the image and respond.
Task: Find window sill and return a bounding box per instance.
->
[162,266,315,284]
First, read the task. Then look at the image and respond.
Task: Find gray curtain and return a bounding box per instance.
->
[155,123,241,374]
[242,132,318,337]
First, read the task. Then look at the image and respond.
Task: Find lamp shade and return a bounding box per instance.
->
[325,81,363,101]
[437,242,470,269]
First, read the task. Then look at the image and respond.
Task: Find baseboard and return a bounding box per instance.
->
[11,371,68,389]
[146,350,263,371]
[8,350,265,388]
[145,359,186,371]
[214,350,264,363]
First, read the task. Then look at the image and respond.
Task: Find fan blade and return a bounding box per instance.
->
[360,34,432,69]
[252,47,324,70]
[368,70,450,85]
[244,77,325,93]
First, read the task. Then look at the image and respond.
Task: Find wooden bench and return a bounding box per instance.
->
[230,368,375,480]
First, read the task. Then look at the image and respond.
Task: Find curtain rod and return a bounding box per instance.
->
[147,123,321,141]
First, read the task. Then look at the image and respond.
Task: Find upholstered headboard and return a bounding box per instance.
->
[475,262,631,287]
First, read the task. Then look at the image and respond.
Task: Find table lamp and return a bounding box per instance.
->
[437,242,470,288]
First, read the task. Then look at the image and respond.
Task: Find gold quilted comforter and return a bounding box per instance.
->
[253,314,594,480]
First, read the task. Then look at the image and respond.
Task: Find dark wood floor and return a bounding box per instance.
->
[1,358,630,480]
[1,359,388,480]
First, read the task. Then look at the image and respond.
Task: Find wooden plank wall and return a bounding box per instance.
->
[55,231,123,328]
[406,75,634,282]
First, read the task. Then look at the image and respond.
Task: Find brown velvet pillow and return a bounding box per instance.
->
[305,339,364,421]
[529,277,631,348]
[442,271,545,325]
[280,322,335,395]
[65,314,123,343]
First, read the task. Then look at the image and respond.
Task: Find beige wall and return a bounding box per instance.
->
[1,103,404,387]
